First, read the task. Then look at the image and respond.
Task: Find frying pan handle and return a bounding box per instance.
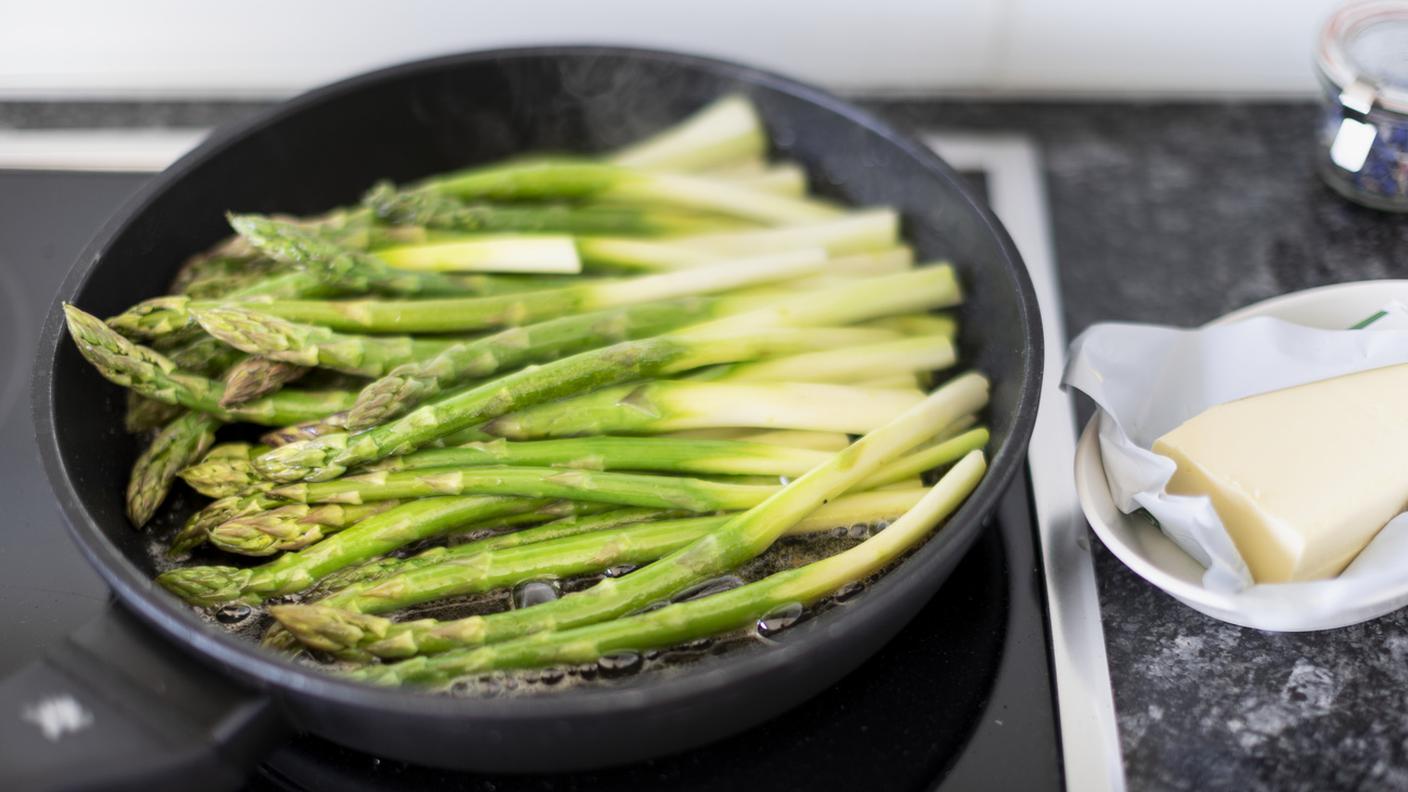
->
[0,604,285,791]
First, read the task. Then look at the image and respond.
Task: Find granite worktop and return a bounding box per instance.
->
[5,97,1408,791]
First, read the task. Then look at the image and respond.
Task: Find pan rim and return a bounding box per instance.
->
[31,44,1042,724]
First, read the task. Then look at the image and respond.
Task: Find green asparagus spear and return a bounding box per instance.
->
[206,442,265,460]
[482,381,925,439]
[305,516,785,617]
[172,254,285,299]
[253,259,962,475]
[112,251,811,343]
[269,426,986,515]
[142,249,827,338]
[305,488,930,619]
[126,411,219,527]
[208,501,400,556]
[302,507,670,604]
[124,392,186,433]
[126,333,246,430]
[342,452,986,685]
[108,258,553,342]
[170,251,254,294]
[157,497,600,606]
[343,297,791,430]
[264,373,988,658]
[270,466,777,510]
[229,214,511,296]
[259,413,351,447]
[178,443,272,498]
[167,493,277,557]
[157,332,245,374]
[414,157,838,225]
[362,435,833,478]
[303,507,668,603]
[193,307,464,378]
[63,305,355,426]
[220,356,308,406]
[253,325,899,482]
[364,183,748,236]
[256,505,670,652]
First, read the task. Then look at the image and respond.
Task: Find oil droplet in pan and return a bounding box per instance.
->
[597,651,643,677]
[672,575,744,602]
[833,581,865,602]
[512,579,561,609]
[215,603,253,624]
[756,602,805,638]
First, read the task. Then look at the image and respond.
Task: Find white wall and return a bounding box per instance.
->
[0,0,1340,98]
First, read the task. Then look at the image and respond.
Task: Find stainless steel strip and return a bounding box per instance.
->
[928,134,1125,792]
[0,129,205,171]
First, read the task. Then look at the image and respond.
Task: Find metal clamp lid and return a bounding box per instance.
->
[1317,2,1408,171]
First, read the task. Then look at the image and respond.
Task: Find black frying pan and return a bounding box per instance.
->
[7,46,1041,790]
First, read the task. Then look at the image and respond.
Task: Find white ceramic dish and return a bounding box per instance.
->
[1073,279,1408,631]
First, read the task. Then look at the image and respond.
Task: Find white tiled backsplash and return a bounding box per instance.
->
[0,0,1338,98]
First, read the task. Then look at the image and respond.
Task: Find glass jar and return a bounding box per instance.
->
[1316,1,1408,211]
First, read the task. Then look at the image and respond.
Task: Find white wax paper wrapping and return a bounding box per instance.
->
[1062,310,1408,597]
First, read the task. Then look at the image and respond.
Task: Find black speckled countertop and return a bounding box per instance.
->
[5,97,1408,791]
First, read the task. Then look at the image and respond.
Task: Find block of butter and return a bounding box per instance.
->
[1153,363,1408,583]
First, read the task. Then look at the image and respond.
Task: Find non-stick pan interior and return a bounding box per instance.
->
[36,47,1041,770]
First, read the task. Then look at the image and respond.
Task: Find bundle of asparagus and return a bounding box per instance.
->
[63,94,994,690]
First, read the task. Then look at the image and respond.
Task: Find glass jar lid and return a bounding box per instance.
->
[1318,1,1408,114]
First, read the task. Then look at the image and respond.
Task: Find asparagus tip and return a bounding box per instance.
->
[156,565,254,607]
[208,507,320,556]
[270,604,389,654]
[252,436,350,482]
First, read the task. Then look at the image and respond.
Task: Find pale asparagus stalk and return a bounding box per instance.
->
[372,235,582,274]
[419,158,840,225]
[671,209,899,258]
[862,313,958,338]
[699,335,956,384]
[482,381,926,439]
[610,95,766,172]
[730,163,807,196]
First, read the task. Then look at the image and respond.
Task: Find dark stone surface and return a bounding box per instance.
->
[0,100,268,130]
[6,97,1408,791]
[874,99,1408,792]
